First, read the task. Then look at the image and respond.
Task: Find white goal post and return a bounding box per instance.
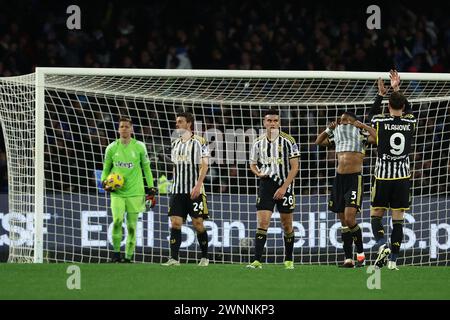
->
[0,67,449,265]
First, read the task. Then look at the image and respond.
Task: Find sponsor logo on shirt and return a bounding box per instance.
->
[115,161,134,169]
[175,155,189,162]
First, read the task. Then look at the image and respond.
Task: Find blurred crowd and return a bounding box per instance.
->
[1,1,449,76]
[1,1,450,194]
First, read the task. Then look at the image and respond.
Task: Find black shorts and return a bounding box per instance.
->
[256,177,295,213]
[328,173,363,213]
[371,178,411,210]
[168,193,209,220]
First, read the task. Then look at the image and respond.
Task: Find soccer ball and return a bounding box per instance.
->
[106,173,124,190]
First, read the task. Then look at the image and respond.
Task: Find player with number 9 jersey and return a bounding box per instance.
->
[368,70,417,271]
[370,95,416,210]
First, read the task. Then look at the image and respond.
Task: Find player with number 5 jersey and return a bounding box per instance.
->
[316,111,377,268]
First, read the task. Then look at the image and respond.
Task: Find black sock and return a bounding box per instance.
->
[197,230,209,259]
[341,227,353,259]
[370,216,385,242]
[170,228,182,260]
[254,228,267,262]
[284,231,295,261]
[391,219,404,258]
[350,224,364,254]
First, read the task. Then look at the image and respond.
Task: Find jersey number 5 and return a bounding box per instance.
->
[390,132,405,155]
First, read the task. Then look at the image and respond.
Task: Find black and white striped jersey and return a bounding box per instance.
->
[250,132,300,187]
[171,134,209,194]
[371,114,416,179]
[327,124,370,154]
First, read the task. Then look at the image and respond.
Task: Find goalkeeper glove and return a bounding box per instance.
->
[145,187,158,209]
[102,180,115,192]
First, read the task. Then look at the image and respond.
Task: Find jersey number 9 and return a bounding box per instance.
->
[390,132,405,155]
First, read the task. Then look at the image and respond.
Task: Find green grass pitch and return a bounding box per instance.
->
[1,263,449,300]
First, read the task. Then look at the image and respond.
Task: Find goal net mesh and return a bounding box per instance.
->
[0,71,449,265]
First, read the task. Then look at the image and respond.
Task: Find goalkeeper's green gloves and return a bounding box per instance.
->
[145,187,158,209]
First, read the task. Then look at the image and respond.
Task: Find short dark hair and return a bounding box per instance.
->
[341,111,358,121]
[263,107,279,117]
[389,92,406,110]
[119,117,132,125]
[176,112,195,125]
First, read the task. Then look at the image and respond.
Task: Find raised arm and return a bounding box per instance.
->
[315,121,337,146]
[352,120,377,144]
[368,77,387,121]
[390,70,413,115]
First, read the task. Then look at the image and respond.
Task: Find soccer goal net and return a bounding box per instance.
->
[0,68,449,265]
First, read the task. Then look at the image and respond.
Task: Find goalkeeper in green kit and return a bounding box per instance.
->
[101,117,157,263]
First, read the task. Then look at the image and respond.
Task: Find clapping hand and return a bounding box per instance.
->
[377,78,387,96]
[390,69,400,91]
